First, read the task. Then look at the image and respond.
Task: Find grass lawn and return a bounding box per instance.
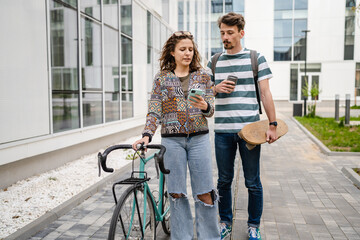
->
[295,116,360,152]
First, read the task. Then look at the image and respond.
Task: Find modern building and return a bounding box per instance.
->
[204,0,360,102]
[1,0,359,188]
[0,0,181,188]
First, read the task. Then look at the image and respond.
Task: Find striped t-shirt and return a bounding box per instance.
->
[206,48,273,133]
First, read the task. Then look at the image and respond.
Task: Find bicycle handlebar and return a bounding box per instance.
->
[97,144,170,175]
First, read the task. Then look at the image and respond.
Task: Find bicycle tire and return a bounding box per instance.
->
[161,176,171,235]
[108,185,156,240]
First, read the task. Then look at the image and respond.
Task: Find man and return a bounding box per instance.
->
[207,12,278,240]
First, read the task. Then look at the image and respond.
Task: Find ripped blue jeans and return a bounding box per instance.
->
[162,134,220,240]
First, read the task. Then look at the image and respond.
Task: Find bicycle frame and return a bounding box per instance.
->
[111,150,169,237]
[98,144,170,238]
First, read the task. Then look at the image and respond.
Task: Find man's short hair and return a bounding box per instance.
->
[217,12,245,31]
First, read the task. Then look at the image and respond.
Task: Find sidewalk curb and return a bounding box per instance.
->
[291,117,360,157]
[342,167,360,189]
[5,162,132,240]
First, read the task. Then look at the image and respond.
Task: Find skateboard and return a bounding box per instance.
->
[238,119,288,150]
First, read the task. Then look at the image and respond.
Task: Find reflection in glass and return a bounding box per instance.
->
[62,0,77,8]
[274,20,292,37]
[122,93,133,119]
[53,93,80,132]
[83,93,102,127]
[103,0,118,29]
[52,68,78,90]
[104,27,119,92]
[81,17,102,90]
[274,46,291,61]
[311,76,319,100]
[121,0,132,36]
[344,16,354,60]
[295,0,308,10]
[122,66,133,91]
[211,0,223,13]
[290,66,298,101]
[274,0,293,10]
[178,1,184,30]
[50,0,79,132]
[80,0,101,20]
[294,19,307,39]
[226,0,244,13]
[301,76,308,100]
[106,93,120,122]
[122,36,132,64]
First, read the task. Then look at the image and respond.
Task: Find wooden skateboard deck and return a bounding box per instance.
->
[238,119,288,146]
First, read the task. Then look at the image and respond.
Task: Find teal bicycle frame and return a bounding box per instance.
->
[127,152,170,235]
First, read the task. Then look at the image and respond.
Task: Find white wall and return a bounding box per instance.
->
[321,62,355,100]
[244,0,274,62]
[307,0,345,62]
[0,0,50,144]
[270,62,291,100]
[132,2,149,119]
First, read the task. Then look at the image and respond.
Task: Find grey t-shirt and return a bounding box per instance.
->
[179,74,190,98]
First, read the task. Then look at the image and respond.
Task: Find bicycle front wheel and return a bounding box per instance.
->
[108,185,156,240]
[161,175,171,235]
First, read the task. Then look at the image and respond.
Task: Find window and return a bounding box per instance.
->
[274,0,308,61]
[50,1,80,133]
[211,0,223,13]
[49,0,135,132]
[178,1,184,30]
[290,64,298,100]
[121,0,132,36]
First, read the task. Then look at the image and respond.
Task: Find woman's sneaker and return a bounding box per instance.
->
[248,227,262,240]
[220,223,232,239]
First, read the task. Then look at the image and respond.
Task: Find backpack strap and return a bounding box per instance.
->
[211,52,222,77]
[250,50,262,114]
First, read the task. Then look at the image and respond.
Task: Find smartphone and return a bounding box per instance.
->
[226,75,238,85]
[188,88,204,100]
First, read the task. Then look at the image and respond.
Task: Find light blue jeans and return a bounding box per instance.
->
[162,134,220,240]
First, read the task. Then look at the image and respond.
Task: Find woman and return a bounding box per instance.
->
[132,31,220,240]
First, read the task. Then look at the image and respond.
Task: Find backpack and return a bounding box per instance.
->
[211,50,262,114]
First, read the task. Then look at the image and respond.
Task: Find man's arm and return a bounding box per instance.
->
[259,79,278,144]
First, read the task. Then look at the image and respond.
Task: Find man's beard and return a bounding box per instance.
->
[223,41,234,49]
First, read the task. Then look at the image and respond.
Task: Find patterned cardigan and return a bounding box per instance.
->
[142,70,214,142]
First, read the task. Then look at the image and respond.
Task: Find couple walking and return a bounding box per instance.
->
[132,12,278,240]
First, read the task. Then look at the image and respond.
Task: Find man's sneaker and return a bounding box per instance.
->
[248,227,262,240]
[220,223,232,239]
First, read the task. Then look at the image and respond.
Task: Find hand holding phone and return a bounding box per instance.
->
[188,89,204,100]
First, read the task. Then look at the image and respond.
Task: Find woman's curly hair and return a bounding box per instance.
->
[159,33,201,72]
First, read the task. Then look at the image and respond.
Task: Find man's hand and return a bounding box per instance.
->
[266,125,278,144]
[188,95,208,110]
[215,80,235,94]
[132,136,150,151]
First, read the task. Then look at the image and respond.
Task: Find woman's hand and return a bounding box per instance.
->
[132,136,150,151]
[188,95,208,110]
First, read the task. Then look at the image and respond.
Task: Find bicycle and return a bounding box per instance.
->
[98,144,171,240]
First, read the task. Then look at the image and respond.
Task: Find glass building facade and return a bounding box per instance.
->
[50,0,134,132]
[274,0,308,61]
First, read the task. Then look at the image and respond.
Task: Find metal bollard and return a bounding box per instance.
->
[345,94,350,125]
[304,97,307,116]
[335,94,339,121]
